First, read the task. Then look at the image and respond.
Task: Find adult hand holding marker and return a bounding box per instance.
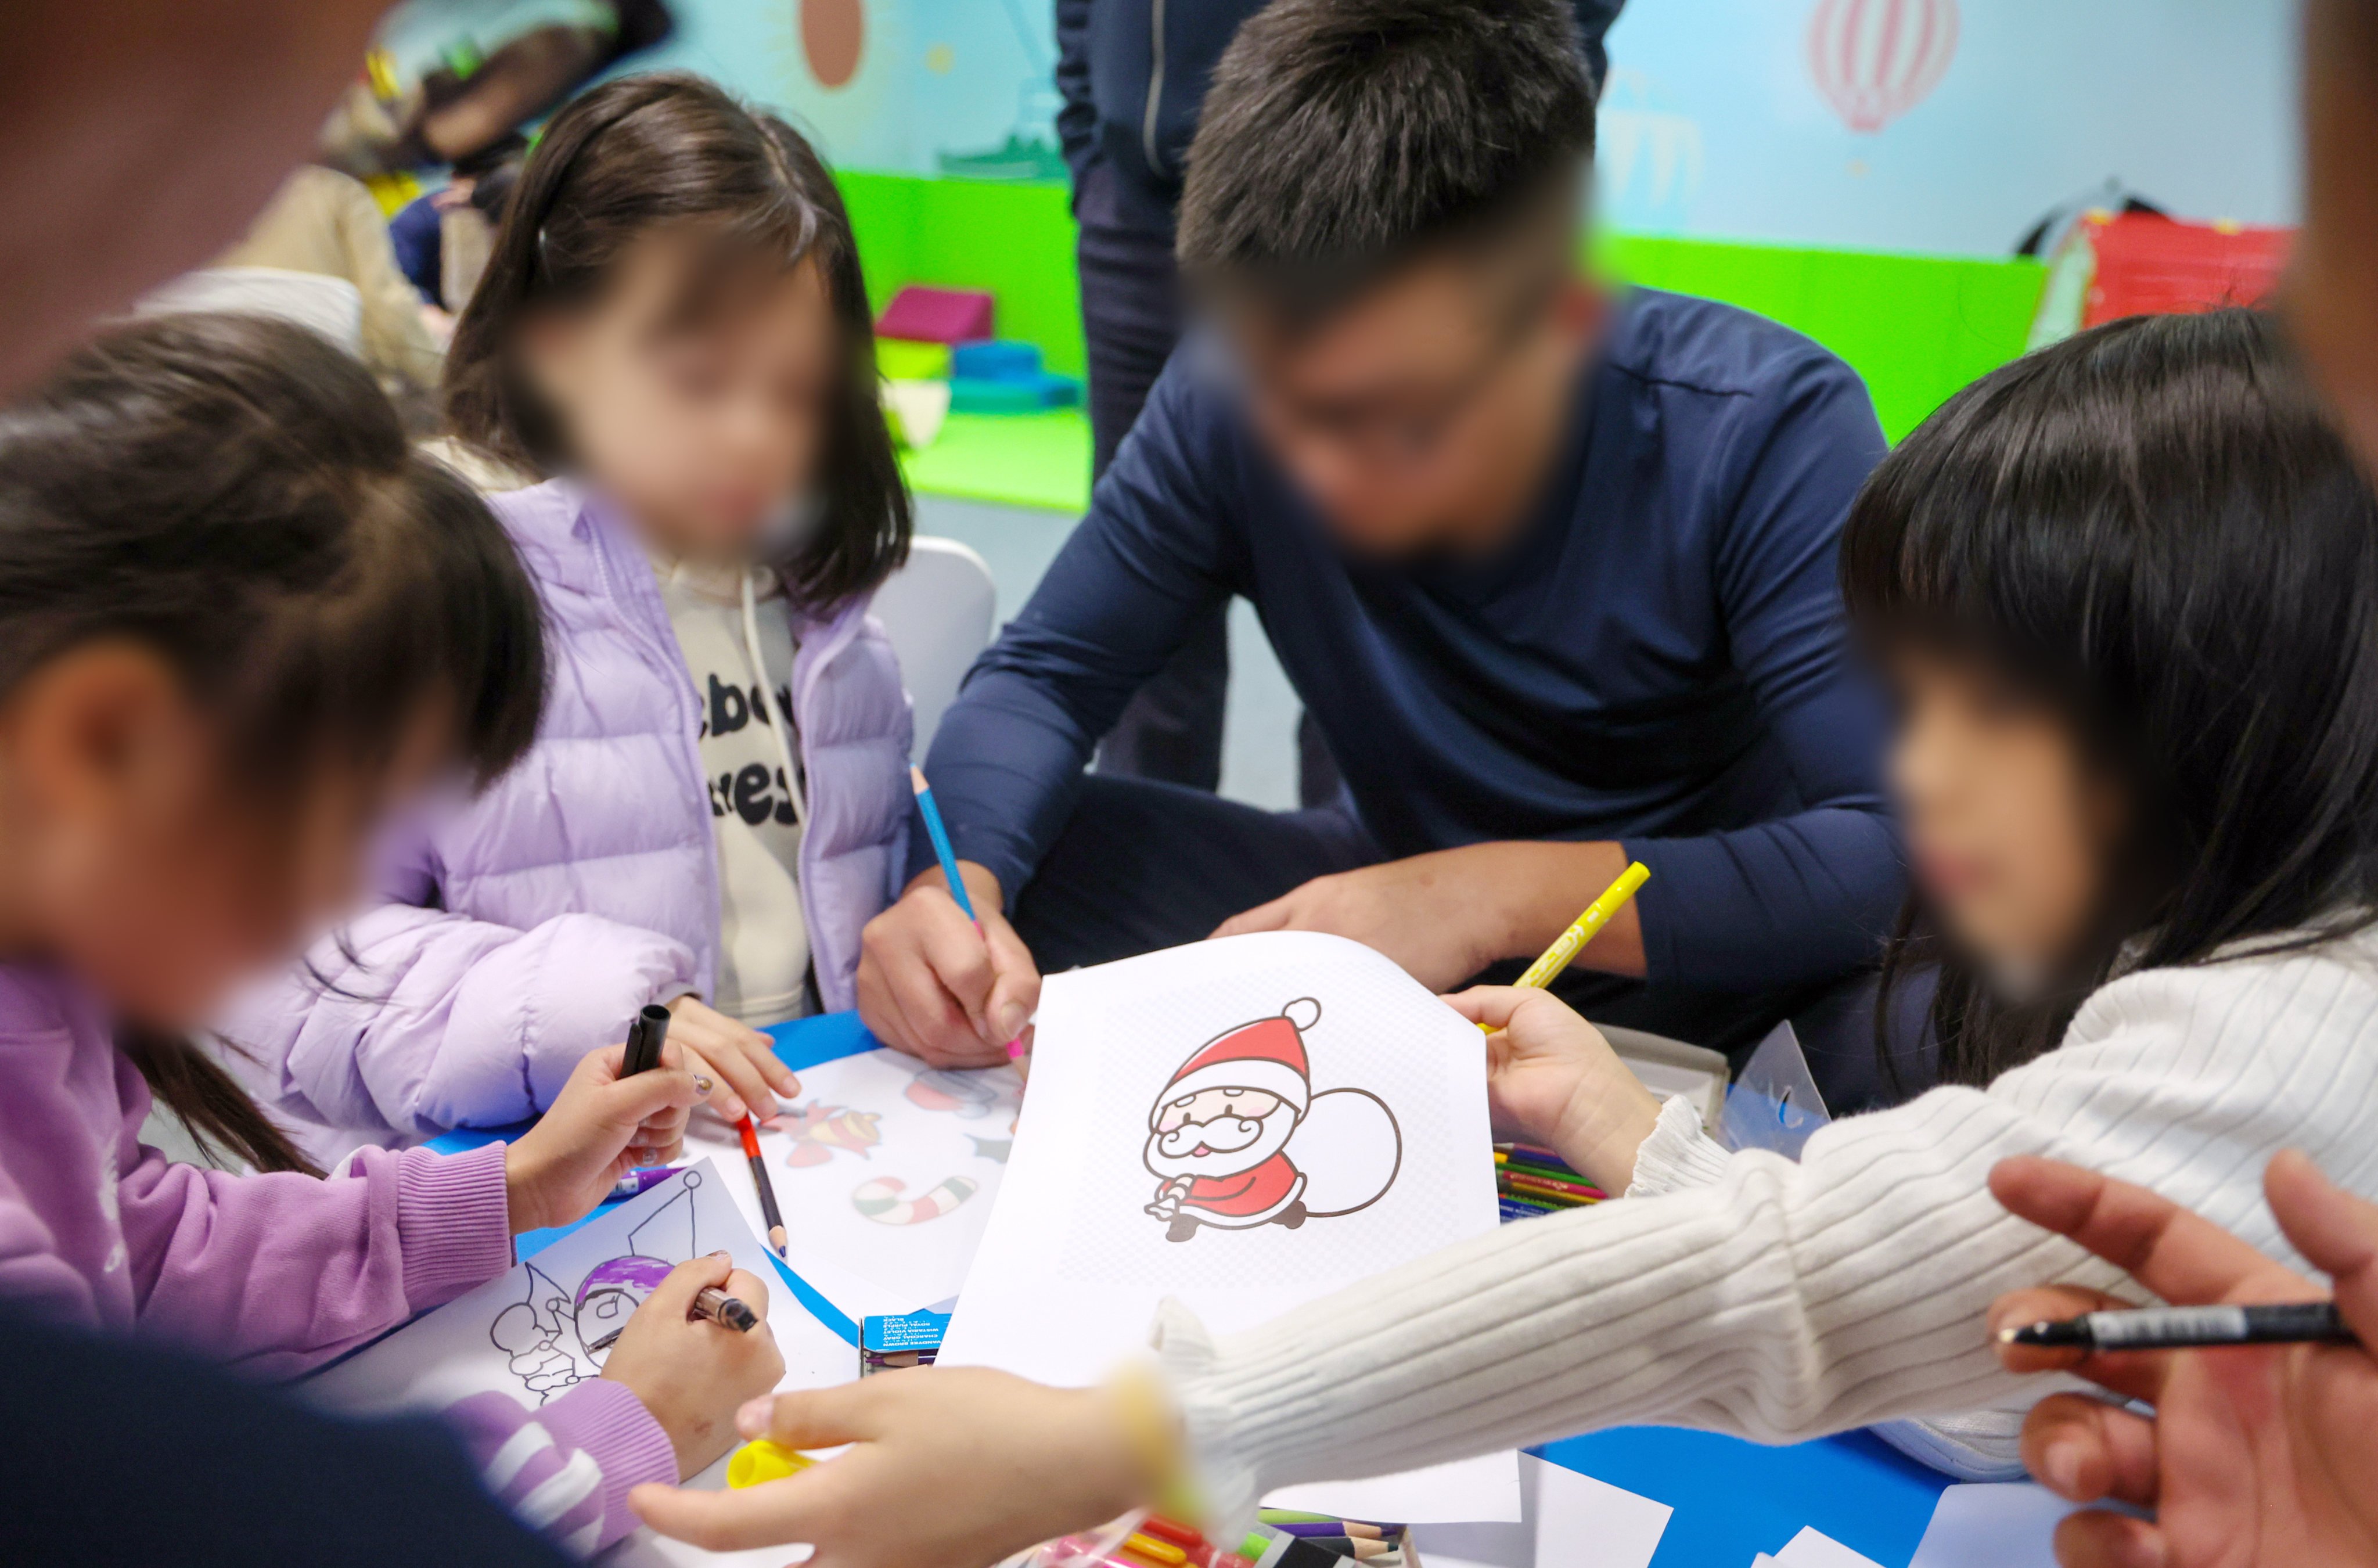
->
[1988,1152,2378,1568]
[895,766,1034,1076]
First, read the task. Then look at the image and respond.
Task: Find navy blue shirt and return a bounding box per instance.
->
[924,289,1902,991]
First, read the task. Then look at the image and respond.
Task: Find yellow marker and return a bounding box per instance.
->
[726,1439,816,1489]
[1123,1534,1190,1566]
[1479,861,1651,1032]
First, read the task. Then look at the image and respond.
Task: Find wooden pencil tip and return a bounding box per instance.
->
[909,764,930,793]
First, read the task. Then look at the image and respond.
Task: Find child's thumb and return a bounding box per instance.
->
[1443,986,1522,1031]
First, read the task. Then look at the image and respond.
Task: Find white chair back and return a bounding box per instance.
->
[872,535,998,758]
[137,267,367,359]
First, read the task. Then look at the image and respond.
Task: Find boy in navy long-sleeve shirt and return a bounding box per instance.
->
[858,0,1903,1068]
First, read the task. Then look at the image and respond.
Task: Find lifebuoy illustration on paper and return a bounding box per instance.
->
[1142,998,1401,1243]
[852,1173,979,1225]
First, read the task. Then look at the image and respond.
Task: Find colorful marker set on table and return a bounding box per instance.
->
[1023,1512,1411,1568]
[1496,1141,1606,1220]
[912,765,1030,1068]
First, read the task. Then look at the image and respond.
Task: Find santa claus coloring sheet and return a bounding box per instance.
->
[940,931,1517,1523]
[1141,997,1402,1241]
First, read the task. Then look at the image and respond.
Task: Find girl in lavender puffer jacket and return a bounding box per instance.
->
[0,314,781,1559]
[231,77,917,1157]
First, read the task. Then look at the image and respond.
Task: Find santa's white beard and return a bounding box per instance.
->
[1144,1106,1298,1183]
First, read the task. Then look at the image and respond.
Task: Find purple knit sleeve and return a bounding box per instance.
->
[442,1381,679,1556]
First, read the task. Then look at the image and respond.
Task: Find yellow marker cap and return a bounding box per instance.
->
[726,1438,815,1489]
[1123,1534,1190,1566]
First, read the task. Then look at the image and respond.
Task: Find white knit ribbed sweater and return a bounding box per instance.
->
[1156,930,2378,1522]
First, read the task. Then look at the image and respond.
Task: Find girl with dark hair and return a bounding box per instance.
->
[0,313,783,1555]
[628,309,2378,1561]
[236,73,916,1156]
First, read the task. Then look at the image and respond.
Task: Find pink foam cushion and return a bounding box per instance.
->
[875,285,994,344]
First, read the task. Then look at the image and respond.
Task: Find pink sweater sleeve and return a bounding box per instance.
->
[117,1132,514,1378]
[444,1381,679,1556]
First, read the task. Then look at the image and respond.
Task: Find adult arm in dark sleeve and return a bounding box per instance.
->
[1054,0,1098,193]
[919,354,1243,897]
[1621,351,1906,991]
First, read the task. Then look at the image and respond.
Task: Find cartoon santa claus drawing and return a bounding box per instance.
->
[1143,998,1401,1243]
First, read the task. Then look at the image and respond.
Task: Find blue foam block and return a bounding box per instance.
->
[951,339,1042,381]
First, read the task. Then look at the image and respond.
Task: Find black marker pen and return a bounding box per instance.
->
[2001,1300,2357,1352]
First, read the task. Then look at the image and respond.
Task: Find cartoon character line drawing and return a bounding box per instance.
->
[1143,998,1401,1243]
[905,1066,999,1119]
[488,1171,705,1398]
[490,1261,591,1401]
[851,1174,978,1225]
[771,1101,883,1167]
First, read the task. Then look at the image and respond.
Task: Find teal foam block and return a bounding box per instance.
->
[1535,1426,1949,1567]
[951,372,1083,412]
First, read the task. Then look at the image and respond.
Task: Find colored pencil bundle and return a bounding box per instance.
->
[1495,1141,1605,1221]
[1252,1511,1409,1565]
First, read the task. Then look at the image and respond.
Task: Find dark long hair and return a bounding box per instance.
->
[1844,308,2378,1087]
[443,71,909,608]
[0,313,549,1173]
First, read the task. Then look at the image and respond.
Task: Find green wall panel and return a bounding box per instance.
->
[838,172,2049,505]
[1597,235,2045,441]
[839,172,1085,376]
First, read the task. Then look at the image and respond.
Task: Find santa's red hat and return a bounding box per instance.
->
[1154,998,1319,1121]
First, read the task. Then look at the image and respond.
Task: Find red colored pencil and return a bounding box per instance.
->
[738,1114,787,1256]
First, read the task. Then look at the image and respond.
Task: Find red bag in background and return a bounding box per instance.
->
[2028,208,2294,349]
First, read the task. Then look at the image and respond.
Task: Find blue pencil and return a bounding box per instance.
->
[909,765,979,923]
[909,767,1026,1066]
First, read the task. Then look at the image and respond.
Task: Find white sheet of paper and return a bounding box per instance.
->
[682,1046,1021,1321]
[1906,1482,2082,1568]
[1771,1526,1887,1568]
[940,931,1520,1522]
[306,1160,852,1565]
[1534,1461,1671,1568]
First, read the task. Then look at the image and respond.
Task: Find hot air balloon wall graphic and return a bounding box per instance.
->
[798,0,864,89]
[1805,0,1959,134]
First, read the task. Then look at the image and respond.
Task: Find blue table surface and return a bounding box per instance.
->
[430,1010,1954,1566]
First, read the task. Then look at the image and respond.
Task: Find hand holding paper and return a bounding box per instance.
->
[940,930,1522,1523]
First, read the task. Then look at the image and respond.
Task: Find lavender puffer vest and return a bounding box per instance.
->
[228,480,911,1148]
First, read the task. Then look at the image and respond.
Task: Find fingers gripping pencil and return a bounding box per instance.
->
[911,767,1030,1069]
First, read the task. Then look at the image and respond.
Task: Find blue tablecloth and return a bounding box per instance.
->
[430,1010,1954,1565]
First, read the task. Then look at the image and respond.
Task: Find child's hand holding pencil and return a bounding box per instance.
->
[1445,987,1664,1196]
